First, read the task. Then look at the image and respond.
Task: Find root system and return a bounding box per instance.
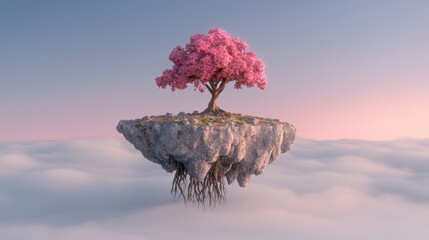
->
[171,159,226,207]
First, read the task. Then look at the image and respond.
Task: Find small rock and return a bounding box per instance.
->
[177,112,186,117]
[189,118,198,124]
[245,118,259,125]
[192,110,199,115]
[165,112,174,118]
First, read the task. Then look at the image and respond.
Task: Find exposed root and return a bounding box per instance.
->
[170,160,187,202]
[170,159,226,207]
[200,108,231,117]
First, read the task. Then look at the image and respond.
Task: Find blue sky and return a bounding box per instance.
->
[1,0,428,141]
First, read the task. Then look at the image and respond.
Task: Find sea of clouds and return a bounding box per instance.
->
[0,138,428,240]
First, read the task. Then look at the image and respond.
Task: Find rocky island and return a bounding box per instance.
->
[117,112,295,205]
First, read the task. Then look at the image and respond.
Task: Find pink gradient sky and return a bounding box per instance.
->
[1,1,428,142]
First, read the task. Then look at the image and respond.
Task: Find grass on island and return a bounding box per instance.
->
[133,112,281,128]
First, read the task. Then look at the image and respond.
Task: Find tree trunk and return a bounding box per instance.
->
[206,92,220,113]
[203,79,228,114]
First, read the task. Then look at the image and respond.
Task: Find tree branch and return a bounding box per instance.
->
[209,81,216,92]
[214,80,221,89]
[188,75,198,80]
[205,84,213,94]
[215,79,228,95]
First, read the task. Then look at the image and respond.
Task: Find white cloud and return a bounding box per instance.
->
[0,153,39,178]
[40,168,96,187]
[0,138,428,239]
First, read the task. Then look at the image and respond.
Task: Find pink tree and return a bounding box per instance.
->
[155,28,267,114]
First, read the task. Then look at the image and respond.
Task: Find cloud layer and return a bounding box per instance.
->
[0,138,428,239]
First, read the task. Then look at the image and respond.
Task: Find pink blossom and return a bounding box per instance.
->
[155,28,267,113]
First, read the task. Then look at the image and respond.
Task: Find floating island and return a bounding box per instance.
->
[117,111,295,206]
[118,28,296,206]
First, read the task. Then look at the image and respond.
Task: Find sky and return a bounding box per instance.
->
[1,0,428,142]
[1,138,429,239]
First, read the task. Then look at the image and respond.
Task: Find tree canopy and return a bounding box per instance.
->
[155,28,267,113]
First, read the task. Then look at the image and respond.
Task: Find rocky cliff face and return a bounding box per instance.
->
[117,112,296,187]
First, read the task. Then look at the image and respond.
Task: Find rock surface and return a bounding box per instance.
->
[117,113,296,187]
